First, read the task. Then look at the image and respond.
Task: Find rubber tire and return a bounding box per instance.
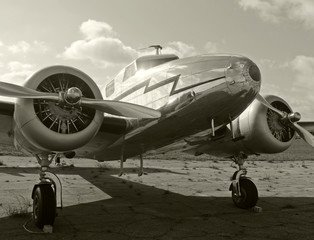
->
[232,178,258,209]
[33,184,56,228]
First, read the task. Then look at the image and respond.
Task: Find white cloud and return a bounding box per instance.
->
[80,19,116,39]
[0,71,32,85]
[163,41,199,58]
[59,20,138,67]
[33,40,49,53]
[7,61,34,72]
[0,61,35,85]
[8,41,30,54]
[288,1,314,29]
[0,41,46,87]
[61,37,137,67]
[237,0,314,29]
[7,40,48,54]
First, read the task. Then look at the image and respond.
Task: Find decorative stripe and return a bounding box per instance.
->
[170,76,225,95]
[114,74,225,101]
[113,78,151,101]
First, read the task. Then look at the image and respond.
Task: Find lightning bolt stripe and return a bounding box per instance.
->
[170,75,225,95]
[113,74,225,101]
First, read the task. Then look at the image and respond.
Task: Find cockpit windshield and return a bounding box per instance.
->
[122,54,179,81]
[136,55,178,71]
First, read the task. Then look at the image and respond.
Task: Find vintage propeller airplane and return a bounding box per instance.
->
[0,45,313,228]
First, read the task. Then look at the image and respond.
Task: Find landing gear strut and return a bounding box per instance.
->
[31,154,61,228]
[230,155,258,209]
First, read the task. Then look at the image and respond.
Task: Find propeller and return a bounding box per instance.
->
[0,81,59,100]
[255,94,285,118]
[256,93,314,147]
[0,81,161,119]
[81,98,161,118]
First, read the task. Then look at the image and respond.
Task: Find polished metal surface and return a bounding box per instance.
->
[64,87,82,105]
[0,50,276,161]
[91,54,262,160]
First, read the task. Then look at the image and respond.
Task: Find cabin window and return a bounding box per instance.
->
[106,80,115,97]
[123,63,136,81]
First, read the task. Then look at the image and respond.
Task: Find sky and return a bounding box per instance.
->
[0,0,314,119]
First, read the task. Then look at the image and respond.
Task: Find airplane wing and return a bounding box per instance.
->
[0,98,161,157]
[90,112,228,161]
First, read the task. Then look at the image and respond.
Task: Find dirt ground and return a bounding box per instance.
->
[0,140,314,239]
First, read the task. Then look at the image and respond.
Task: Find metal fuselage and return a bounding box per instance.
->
[78,54,261,160]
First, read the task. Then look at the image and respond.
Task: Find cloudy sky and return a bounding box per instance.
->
[0,0,314,119]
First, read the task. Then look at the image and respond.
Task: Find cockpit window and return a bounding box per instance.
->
[123,62,136,82]
[122,54,179,82]
[136,56,179,71]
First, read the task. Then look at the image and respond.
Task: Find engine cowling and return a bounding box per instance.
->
[195,95,296,158]
[14,65,103,154]
[231,95,295,155]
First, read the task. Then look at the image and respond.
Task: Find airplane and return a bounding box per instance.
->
[0,45,313,229]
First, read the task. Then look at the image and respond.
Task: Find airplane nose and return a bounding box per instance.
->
[225,56,261,96]
[243,62,261,83]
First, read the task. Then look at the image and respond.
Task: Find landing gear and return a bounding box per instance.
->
[33,184,56,228]
[31,154,61,229]
[138,154,147,176]
[118,142,146,177]
[118,154,147,177]
[230,155,258,209]
[232,178,258,208]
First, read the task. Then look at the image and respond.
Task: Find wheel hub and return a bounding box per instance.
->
[33,195,39,220]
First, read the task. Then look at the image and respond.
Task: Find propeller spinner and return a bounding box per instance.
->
[64,87,82,105]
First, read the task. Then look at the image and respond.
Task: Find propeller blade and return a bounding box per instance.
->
[256,93,285,118]
[0,81,58,100]
[81,98,161,119]
[0,81,161,118]
[290,122,314,147]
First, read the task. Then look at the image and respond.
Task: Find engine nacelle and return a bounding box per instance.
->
[233,95,295,154]
[196,95,296,158]
[14,66,103,154]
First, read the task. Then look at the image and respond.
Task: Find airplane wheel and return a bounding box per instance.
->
[232,178,258,209]
[33,184,56,228]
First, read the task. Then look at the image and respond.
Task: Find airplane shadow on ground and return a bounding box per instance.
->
[1,166,314,240]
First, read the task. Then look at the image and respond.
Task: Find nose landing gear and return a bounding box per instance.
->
[31,154,61,229]
[32,184,56,228]
[230,155,258,209]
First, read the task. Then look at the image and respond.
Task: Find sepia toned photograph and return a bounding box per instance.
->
[0,0,314,239]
